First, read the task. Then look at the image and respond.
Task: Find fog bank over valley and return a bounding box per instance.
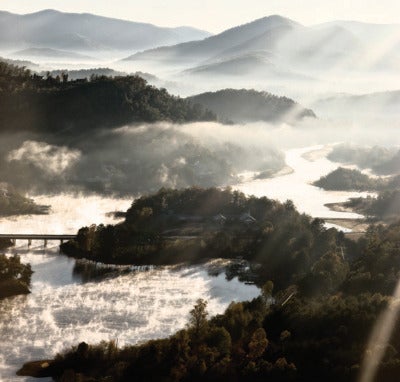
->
[0,118,399,198]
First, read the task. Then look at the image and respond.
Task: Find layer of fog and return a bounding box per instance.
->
[4,49,399,109]
[0,117,399,198]
[0,122,283,196]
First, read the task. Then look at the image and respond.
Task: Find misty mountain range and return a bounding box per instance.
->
[2,10,399,76]
[125,15,400,78]
[0,9,211,52]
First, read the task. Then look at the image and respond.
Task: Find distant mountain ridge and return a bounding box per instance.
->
[124,14,400,79]
[125,15,298,64]
[0,9,212,52]
[13,47,95,61]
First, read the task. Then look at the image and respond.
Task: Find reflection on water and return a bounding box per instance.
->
[72,260,154,284]
[359,279,400,382]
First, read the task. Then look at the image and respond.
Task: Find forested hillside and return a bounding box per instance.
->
[187,89,316,123]
[0,61,216,135]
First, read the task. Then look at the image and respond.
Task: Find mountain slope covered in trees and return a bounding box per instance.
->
[187,89,316,123]
[0,61,216,135]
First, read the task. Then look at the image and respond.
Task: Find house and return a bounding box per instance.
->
[213,213,227,225]
[239,212,257,225]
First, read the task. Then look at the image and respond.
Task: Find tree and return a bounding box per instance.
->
[189,299,208,337]
[262,280,274,302]
[248,328,268,360]
[61,72,69,83]
[280,330,291,353]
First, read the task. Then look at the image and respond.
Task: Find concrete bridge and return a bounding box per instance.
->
[0,234,76,247]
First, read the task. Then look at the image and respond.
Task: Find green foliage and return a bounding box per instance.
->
[261,281,274,301]
[345,221,400,294]
[187,88,316,124]
[26,213,400,381]
[313,167,380,191]
[62,187,349,291]
[299,252,349,296]
[344,190,400,222]
[0,60,216,136]
[45,289,396,382]
[0,254,33,299]
[248,328,268,359]
[0,254,32,284]
[189,299,208,338]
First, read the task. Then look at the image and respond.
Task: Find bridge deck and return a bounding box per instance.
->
[0,234,76,240]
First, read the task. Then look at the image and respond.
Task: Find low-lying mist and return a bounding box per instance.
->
[0,118,399,198]
[0,122,283,196]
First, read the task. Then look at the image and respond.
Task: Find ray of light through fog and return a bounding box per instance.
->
[359,280,400,382]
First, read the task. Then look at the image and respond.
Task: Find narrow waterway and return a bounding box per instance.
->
[235,145,372,220]
[0,195,260,381]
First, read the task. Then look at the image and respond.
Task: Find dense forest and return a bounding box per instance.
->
[0,254,33,299]
[313,167,380,191]
[0,61,216,136]
[313,167,400,192]
[19,194,400,382]
[61,187,349,290]
[186,89,316,124]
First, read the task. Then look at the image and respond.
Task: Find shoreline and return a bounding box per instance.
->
[301,144,335,162]
[323,201,384,240]
[323,201,369,237]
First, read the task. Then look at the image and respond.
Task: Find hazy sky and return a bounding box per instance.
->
[1,0,399,33]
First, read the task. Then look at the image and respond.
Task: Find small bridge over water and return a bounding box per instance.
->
[0,234,76,247]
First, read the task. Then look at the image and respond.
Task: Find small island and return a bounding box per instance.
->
[0,254,33,299]
[313,167,400,223]
[61,187,348,290]
[313,167,380,191]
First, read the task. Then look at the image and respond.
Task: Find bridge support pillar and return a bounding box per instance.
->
[28,239,31,247]
[60,239,64,245]
[44,239,47,248]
